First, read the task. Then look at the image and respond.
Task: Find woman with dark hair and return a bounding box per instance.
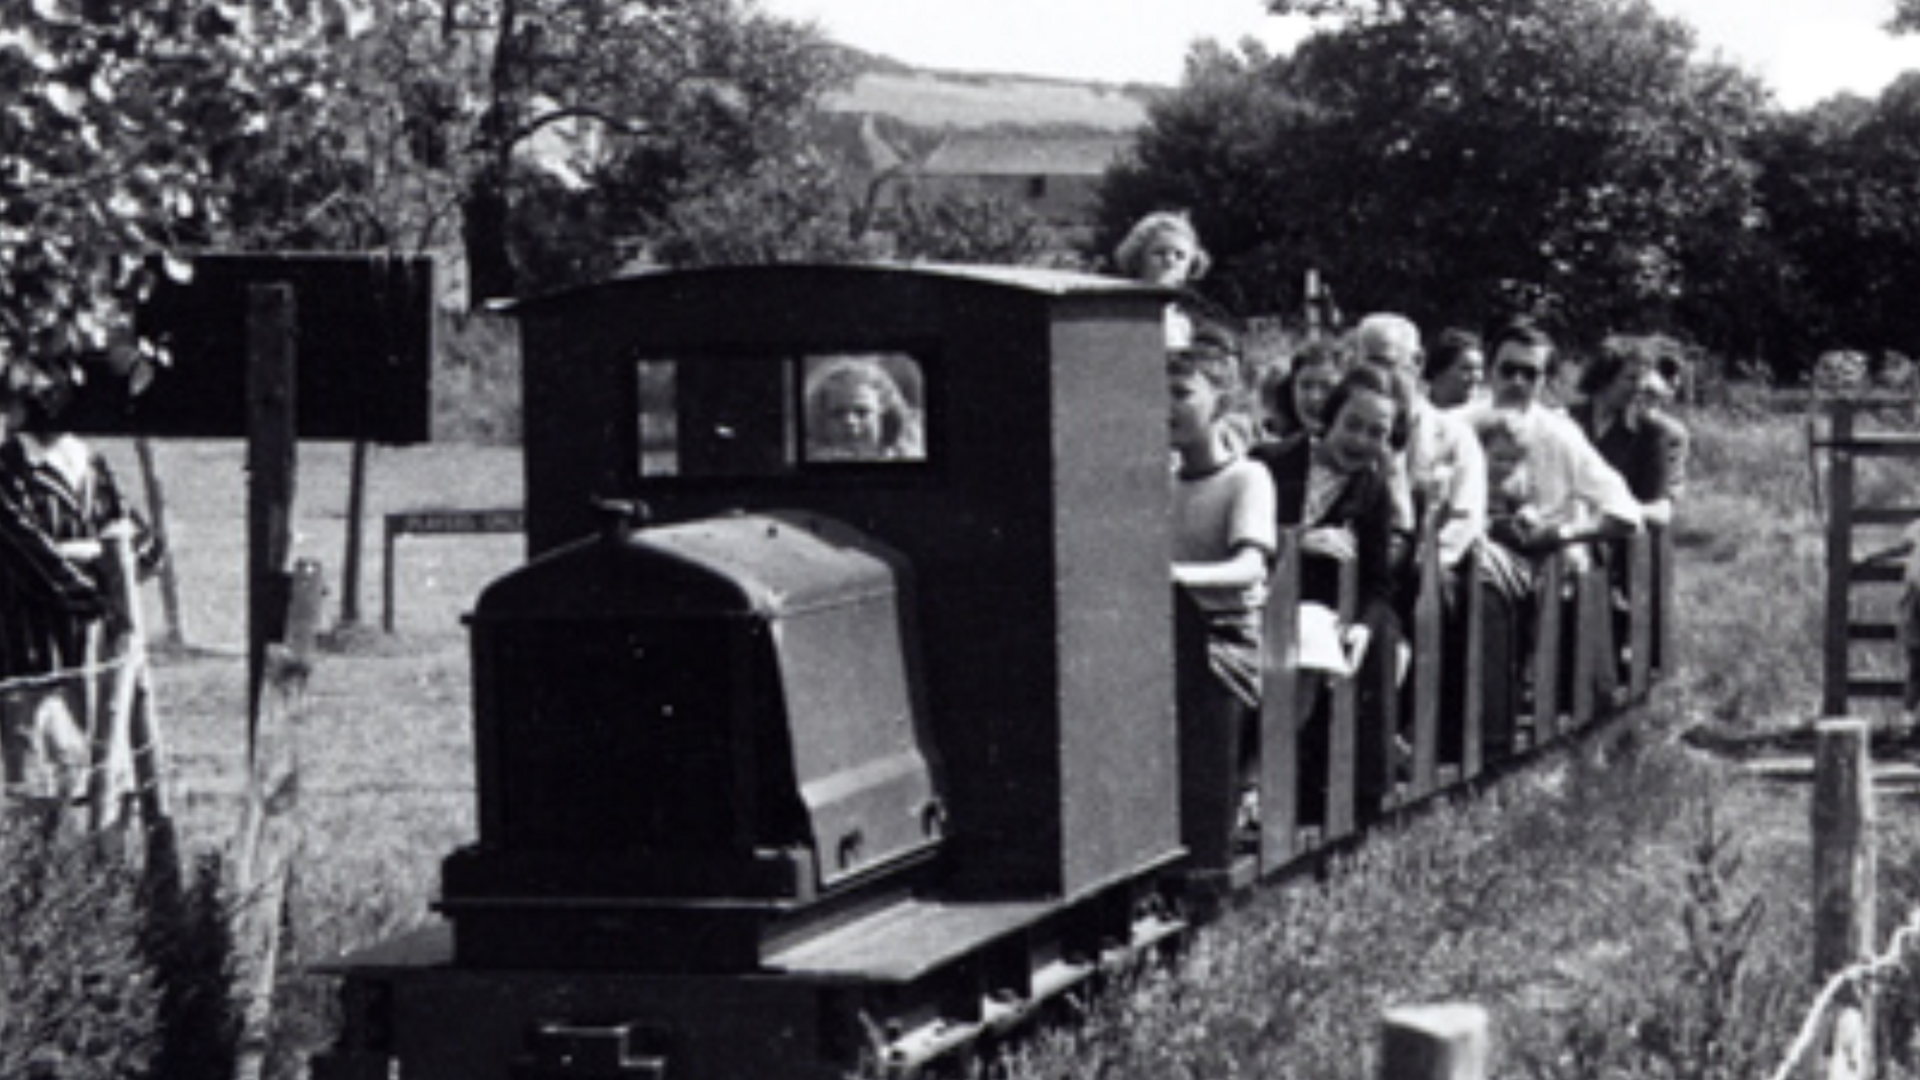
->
[1572,335,1688,527]
[1259,337,1350,442]
[1252,363,1409,822]
[1423,327,1486,410]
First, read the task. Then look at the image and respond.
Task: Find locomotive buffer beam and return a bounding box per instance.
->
[511,1021,668,1080]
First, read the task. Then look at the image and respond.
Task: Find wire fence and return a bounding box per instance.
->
[0,653,159,811]
[1768,909,1920,1080]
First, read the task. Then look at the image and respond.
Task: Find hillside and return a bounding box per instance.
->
[821,44,1159,132]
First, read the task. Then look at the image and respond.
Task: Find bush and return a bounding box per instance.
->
[433,308,522,445]
[0,815,161,1079]
[0,816,239,1080]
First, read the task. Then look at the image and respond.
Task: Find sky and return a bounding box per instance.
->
[759,0,1920,110]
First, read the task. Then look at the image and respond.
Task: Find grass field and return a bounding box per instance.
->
[92,399,1920,1077]
[103,438,523,995]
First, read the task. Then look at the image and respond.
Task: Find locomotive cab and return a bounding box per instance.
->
[439,507,944,971]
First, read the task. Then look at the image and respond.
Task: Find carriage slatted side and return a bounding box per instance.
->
[1257,530,1302,868]
[1230,516,1667,883]
[1409,506,1448,797]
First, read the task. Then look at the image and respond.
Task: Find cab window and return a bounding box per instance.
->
[637,352,927,478]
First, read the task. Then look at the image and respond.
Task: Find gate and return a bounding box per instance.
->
[1818,396,1920,715]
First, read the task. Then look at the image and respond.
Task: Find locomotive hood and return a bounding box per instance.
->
[472,509,908,622]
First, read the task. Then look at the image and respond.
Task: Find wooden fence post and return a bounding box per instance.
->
[133,437,187,651]
[232,559,324,1080]
[1822,406,1855,718]
[247,282,296,744]
[90,530,168,834]
[1380,1003,1489,1080]
[338,439,369,629]
[1813,719,1875,1080]
[1258,530,1302,869]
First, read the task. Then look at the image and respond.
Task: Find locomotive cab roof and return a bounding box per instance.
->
[499,261,1170,316]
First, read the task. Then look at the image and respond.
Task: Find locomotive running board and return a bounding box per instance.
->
[859,902,1187,1076]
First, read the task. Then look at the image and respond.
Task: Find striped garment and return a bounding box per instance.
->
[0,435,163,680]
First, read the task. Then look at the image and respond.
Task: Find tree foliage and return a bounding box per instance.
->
[1743,75,1920,373]
[2,0,855,387]
[1106,0,1768,345]
[455,0,850,300]
[648,153,875,267]
[889,184,1070,266]
[0,0,366,387]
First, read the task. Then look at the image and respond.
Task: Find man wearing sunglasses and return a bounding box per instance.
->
[1475,318,1641,556]
[1459,318,1642,751]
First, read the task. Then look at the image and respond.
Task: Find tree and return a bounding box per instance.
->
[1745,75,1920,376]
[217,1,468,256]
[454,0,849,302]
[1105,0,1768,341]
[889,184,1071,266]
[1,0,364,388]
[649,152,876,266]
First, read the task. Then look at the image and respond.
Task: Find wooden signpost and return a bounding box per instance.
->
[382,508,524,632]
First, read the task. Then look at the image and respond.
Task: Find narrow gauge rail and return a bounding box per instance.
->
[310,264,1671,1080]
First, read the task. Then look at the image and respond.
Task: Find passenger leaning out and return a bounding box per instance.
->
[1571,335,1689,528]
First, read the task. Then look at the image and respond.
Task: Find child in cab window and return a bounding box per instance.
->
[804,356,925,463]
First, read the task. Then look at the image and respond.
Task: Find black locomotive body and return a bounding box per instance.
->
[315,265,1197,1080]
[311,264,1670,1080]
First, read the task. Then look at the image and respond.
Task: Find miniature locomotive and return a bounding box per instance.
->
[310,263,1670,1080]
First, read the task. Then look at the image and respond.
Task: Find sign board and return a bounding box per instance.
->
[65,253,436,443]
[388,508,525,536]
[383,508,525,631]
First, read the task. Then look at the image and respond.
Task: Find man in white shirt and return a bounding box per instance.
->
[1466,319,1642,559]
[1463,318,1641,749]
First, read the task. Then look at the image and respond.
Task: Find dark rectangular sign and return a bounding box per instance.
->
[66,253,436,443]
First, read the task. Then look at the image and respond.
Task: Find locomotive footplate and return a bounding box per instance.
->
[439,845,941,973]
[311,866,1184,1080]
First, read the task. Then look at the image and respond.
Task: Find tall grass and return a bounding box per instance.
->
[998,739,1816,1080]
[1665,407,1828,728]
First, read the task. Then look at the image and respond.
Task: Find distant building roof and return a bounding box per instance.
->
[919,133,1132,177]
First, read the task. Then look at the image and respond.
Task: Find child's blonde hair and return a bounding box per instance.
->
[1115,211,1211,281]
[805,356,923,458]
